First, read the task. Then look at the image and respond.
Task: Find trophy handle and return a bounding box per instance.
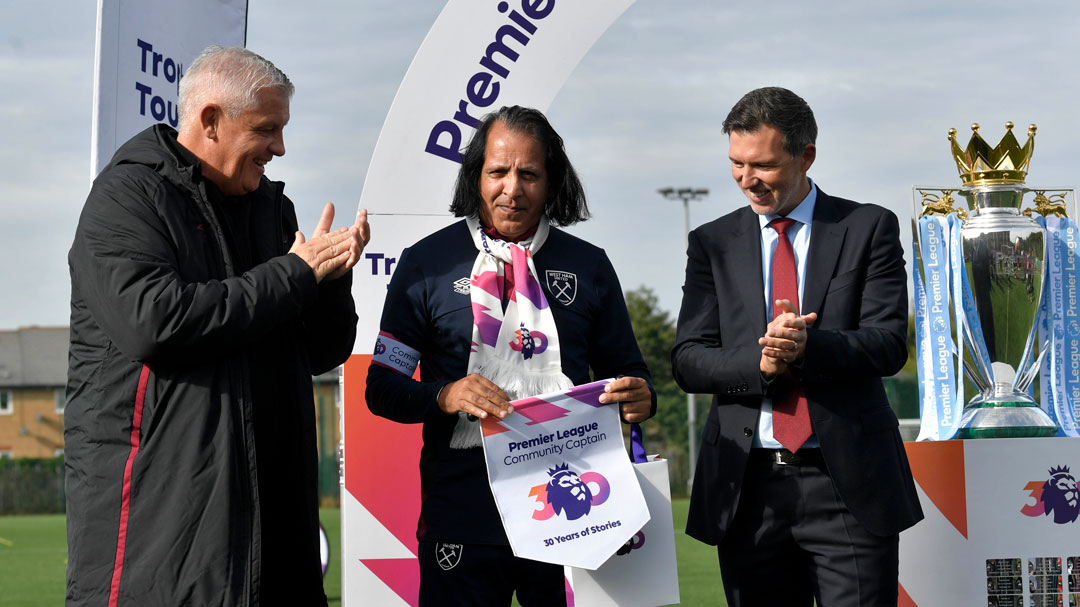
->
[962,358,990,393]
[1015,341,1048,394]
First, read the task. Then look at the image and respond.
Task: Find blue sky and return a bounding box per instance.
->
[2,0,1079,328]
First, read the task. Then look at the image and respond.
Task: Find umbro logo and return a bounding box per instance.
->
[453,277,470,295]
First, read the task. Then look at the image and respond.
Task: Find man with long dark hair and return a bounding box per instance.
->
[366,105,655,606]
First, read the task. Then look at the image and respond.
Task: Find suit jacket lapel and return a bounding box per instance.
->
[802,190,846,318]
[729,207,768,336]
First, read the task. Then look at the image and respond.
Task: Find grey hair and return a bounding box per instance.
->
[722,87,817,158]
[177,46,294,131]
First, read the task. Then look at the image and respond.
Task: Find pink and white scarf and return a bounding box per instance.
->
[450,216,573,449]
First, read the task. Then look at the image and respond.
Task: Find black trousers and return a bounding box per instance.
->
[718,450,899,607]
[418,540,566,607]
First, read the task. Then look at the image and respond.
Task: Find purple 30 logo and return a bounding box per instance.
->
[509,323,547,360]
[1020,465,1079,524]
[616,531,645,556]
[528,463,610,521]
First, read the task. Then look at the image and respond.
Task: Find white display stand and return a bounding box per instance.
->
[899,438,1080,607]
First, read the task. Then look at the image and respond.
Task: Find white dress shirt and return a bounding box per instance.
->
[752,179,819,449]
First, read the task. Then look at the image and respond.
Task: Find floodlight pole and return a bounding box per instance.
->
[657,187,709,493]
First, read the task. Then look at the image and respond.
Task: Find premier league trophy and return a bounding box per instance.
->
[948,123,1057,438]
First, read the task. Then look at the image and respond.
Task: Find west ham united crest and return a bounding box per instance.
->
[546,270,577,305]
[435,542,463,571]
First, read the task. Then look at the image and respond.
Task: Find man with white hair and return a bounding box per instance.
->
[65,46,367,606]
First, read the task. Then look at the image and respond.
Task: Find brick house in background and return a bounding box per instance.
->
[0,327,344,502]
[0,326,68,458]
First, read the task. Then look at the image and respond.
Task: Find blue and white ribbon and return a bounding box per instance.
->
[914,216,962,441]
[913,253,934,438]
[948,213,966,413]
[1041,216,1080,437]
[1036,215,1060,431]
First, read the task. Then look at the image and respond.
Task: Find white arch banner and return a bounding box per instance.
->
[344,1,635,605]
[91,0,247,176]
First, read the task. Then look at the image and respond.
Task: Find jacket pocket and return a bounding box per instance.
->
[826,267,863,294]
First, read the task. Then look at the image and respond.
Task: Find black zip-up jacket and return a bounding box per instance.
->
[365,220,655,545]
[65,125,356,607]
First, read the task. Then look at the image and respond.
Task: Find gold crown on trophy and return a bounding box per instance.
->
[949,122,1036,186]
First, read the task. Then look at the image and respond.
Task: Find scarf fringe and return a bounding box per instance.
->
[449,358,573,449]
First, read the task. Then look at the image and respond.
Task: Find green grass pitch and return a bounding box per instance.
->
[0,500,725,606]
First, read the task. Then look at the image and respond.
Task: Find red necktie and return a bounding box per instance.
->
[769,217,811,452]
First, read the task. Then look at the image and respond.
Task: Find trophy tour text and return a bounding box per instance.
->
[133,39,183,127]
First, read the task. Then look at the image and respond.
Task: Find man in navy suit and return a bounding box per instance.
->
[671,87,923,606]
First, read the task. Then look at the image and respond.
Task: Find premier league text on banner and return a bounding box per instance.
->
[134,39,184,127]
[1057,219,1080,432]
[424,0,556,164]
[914,213,961,441]
[1035,213,1080,436]
[503,421,605,465]
[481,379,648,569]
[924,218,955,417]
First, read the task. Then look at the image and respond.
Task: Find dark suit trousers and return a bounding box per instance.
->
[717,451,899,607]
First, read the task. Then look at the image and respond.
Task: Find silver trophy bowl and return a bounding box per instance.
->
[956,184,1058,438]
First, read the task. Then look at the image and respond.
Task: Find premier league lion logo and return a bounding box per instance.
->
[510,323,547,360]
[546,463,593,521]
[1040,465,1079,524]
